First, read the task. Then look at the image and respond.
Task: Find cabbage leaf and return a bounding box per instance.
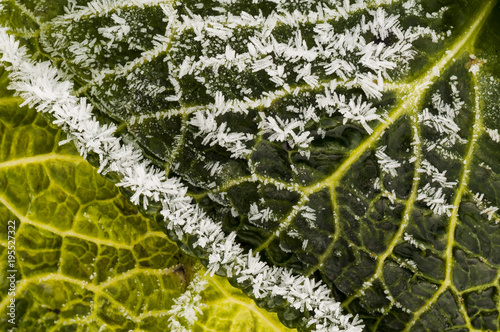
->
[1,0,500,331]
[0,66,294,332]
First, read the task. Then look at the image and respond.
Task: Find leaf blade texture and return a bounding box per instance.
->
[0,65,294,332]
[1,0,500,330]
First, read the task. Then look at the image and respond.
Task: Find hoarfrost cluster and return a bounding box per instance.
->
[2,0,500,330]
[0,27,363,332]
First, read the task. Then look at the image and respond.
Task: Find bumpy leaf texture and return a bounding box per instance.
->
[0,66,294,331]
[1,0,500,330]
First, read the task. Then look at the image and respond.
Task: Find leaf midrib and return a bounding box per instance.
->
[303,0,497,196]
[251,0,497,266]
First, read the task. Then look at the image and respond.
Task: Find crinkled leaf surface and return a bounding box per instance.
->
[196,274,294,332]
[0,66,293,332]
[2,0,500,330]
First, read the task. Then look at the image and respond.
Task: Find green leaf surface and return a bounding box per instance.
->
[196,274,294,332]
[2,0,500,330]
[0,66,293,332]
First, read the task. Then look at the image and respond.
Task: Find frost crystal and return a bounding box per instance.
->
[2,0,496,329]
[168,267,208,331]
[0,27,363,332]
[376,146,401,177]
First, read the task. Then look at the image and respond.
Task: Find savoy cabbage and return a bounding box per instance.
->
[1,0,500,331]
[0,65,296,331]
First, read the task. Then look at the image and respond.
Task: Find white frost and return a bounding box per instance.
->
[0,27,363,332]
